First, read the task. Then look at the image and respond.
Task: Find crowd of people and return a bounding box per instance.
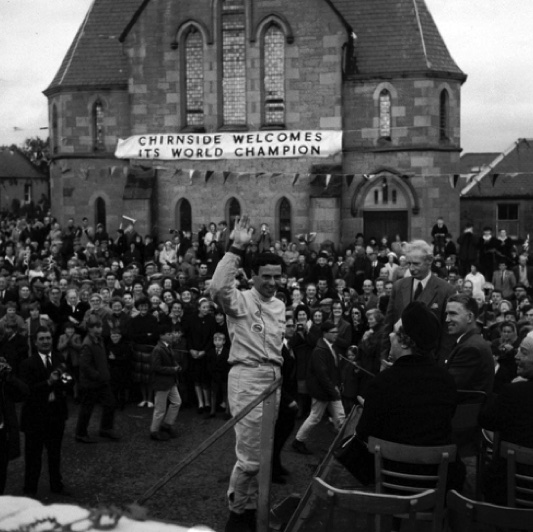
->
[0,211,532,529]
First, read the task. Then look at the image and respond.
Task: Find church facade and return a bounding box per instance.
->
[44,0,466,249]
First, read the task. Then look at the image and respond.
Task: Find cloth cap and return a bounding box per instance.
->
[401,301,440,351]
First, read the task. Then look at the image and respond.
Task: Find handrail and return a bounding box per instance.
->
[136,377,282,506]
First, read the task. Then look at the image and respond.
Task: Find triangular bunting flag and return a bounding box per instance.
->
[491,173,499,187]
[292,174,300,186]
[205,170,214,183]
[172,167,181,178]
[345,174,354,188]
[223,171,231,184]
[449,174,460,189]
[325,174,332,188]
[188,169,195,185]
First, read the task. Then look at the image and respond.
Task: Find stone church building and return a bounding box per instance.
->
[44,0,466,249]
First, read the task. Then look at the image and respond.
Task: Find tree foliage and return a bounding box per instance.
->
[0,136,50,176]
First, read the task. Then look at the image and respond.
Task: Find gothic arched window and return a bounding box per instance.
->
[221,0,246,126]
[263,24,285,126]
[184,28,205,128]
[379,90,391,139]
[92,99,105,151]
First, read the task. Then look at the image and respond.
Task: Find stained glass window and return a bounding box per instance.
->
[439,89,449,140]
[185,28,204,127]
[222,0,246,125]
[264,25,285,125]
[379,90,391,138]
[52,104,59,154]
[92,99,105,151]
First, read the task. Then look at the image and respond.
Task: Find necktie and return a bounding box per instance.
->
[46,355,52,371]
[414,281,423,300]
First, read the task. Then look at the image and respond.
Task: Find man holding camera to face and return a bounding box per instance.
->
[19,326,70,497]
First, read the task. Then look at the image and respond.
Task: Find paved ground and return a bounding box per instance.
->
[3,400,341,532]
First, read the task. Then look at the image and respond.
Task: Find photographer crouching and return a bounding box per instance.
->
[0,357,28,494]
[19,326,72,497]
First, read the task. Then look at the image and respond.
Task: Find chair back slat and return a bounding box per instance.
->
[447,490,533,531]
[312,477,437,532]
[501,441,533,508]
[368,437,457,532]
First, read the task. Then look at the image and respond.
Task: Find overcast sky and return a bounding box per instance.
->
[1,0,532,154]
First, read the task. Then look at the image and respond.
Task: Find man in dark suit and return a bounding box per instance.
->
[480,335,533,447]
[367,251,382,282]
[513,253,533,295]
[380,240,456,361]
[0,356,28,494]
[479,335,533,504]
[19,326,69,497]
[444,293,494,394]
[491,259,516,300]
[292,321,345,454]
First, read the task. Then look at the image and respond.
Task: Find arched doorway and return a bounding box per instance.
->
[362,176,409,243]
[95,197,106,230]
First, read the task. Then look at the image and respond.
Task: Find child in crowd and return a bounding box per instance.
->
[57,321,83,401]
[107,327,133,409]
[206,332,230,418]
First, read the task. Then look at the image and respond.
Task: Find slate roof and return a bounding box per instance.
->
[45,0,465,96]
[0,149,47,180]
[460,139,533,198]
[460,153,500,174]
[333,0,465,79]
[44,0,143,95]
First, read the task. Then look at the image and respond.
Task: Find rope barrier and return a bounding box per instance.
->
[135,376,282,505]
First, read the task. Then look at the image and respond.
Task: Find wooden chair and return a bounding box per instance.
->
[500,441,533,508]
[447,489,533,531]
[368,437,457,532]
[312,477,437,532]
[451,390,487,497]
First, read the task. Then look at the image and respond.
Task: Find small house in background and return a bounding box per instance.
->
[459,138,533,241]
[0,148,50,217]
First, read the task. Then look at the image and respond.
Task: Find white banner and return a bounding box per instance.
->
[114,130,342,161]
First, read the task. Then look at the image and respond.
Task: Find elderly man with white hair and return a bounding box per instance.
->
[380,240,456,363]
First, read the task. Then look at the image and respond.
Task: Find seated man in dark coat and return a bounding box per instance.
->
[480,335,533,503]
[357,301,458,446]
[356,301,465,492]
